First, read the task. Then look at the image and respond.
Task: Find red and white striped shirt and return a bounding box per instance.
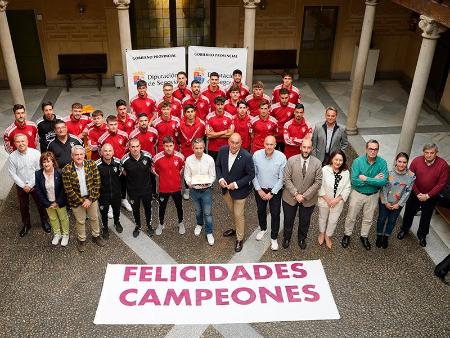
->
[87,123,107,160]
[206,111,234,152]
[250,115,278,153]
[283,118,313,159]
[181,94,211,122]
[129,127,158,157]
[64,114,92,138]
[272,84,301,104]
[130,93,157,120]
[225,82,250,100]
[152,116,180,153]
[3,121,38,153]
[98,129,129,159]
[156,97,183,119]
[117,113,137,135]
[179,117,206,158]
[270,102,296,143]
[173,85,192,102]
[245,94,271,117]
[153,151,185,193]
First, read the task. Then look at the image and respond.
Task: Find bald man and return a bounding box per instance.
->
[216,133,255,252]
[282,138,322,250]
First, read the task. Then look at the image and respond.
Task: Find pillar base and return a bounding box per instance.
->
[346,127,358,135]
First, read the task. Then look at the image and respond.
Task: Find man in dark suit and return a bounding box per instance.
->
[216,133,255,252]
[282,139,322,250]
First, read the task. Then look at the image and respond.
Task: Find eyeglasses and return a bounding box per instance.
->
[367,148,379,151]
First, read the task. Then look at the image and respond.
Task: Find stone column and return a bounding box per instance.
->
[346,0,378,135]
[243,0,260,87]
[114,0,132,96]
[0,0,25,106]
[396,16,446,155]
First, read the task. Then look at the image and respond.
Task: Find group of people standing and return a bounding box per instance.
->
[4,70,448,254]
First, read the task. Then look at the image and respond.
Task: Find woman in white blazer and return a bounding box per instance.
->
[317,150,351,248]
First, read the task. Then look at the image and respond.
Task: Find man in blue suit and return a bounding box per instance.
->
[216,133,255,252]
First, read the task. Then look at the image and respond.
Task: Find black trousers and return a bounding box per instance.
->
[275,142,285,153]
[254,189,282,239]
[159,191,183,224]
[120,175,127,199]
[129,194,153,228]
[282,201,315,242]
[401,193,437,239]
[208,150,218,162]
[150,172,157,195]
[16,186,48,226]
[99,197,121,228]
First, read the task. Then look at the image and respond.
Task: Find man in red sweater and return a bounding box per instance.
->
[64,102,92,140]
[87,110,107,161]
[98,115,132,212]
[156,82,183,118]
[116,99,137,135]
[224,85,240,116]
[270,88,296,153]
[398,143,449,246]
[225,69,249,100]
[206,96,234,161]
[201,71,226,112]
[283,103,313,159]
[250,101,278,153]
[182,80,211,121]
[153,136,185,236]
[271,71,301,104]
[233,101,252,152]
[245,81,271,117]
[130,80,157,122]
[4,104,38,153]
[152,102,180,153]
[173,71,192,101]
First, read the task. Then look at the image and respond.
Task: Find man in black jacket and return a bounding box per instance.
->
[96,143,123,239]
[47,119,83,169]
[216,133,255,252]
[37,101,60,152]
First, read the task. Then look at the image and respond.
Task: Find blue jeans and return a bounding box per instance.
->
[376,201,402,236]
[190,187,213,234]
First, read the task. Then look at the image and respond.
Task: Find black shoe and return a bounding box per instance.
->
[234,240,243,252]
[147,227,154,237]
[282,238,290,249]
[299,239,307,250]
[223,229,236,237]
[133,226,141,238]
[341,235,350,248]
[360,236,371,250]
[114,222,123,233]
[419,238,427,247]
[376,235,383,248]
[42,222,51,233]
[102,228,109,240]
[19,225,31,238]
[397,230,406,240]
[382,235,389,249]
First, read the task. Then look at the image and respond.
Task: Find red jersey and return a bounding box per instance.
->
[3,121,38,153]
[117,113,136,135]
[225,82,250,100]
[283,118,313,159]
[98,129,129,159]
[129,127,158,157]
[152,116,180,153]
[250,115,278,153]
[223,99,239,116]
[272,84,301,104]
[201,85,226,112]
[270,102,296,142]
[87,123,107,160]
[233,114,252,151]
[153,151,185,193]
[156,97,183,119]
[181,94,211,121]
[179,117,206,158]
[64,114,92,138]
[172,85,192,102]
[206,111,234,152]
[245,94,272,117]
[130,93,156,120]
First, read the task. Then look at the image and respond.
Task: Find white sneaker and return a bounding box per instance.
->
[178,222,186,235]
[183,189,190,200]
[207,233,215,246]
[108,206,113,219]
[256,230,267,241]
[121,199,132,212]
[61,235,69,247]
[51,234,61,245]
[271,239,279,251]
[194,225,202,236]
[155,224,165,236]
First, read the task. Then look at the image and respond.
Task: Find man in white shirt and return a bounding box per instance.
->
[8,134,50,237]
[184,138,216,245]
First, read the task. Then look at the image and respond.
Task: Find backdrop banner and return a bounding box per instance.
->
[94,260,340,325]
[126,47,186,100]
[188,46,248,90]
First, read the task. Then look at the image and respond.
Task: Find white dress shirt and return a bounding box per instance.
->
[43,169,56,201]
[326,124,335,153]
[228,151,238,171]
[184,153,216,189]
[8,148,41,188]
[75,163,88,197]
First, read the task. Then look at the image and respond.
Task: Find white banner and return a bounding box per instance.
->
[126,47,186,100]
[188,46,248,90]
[94,260,340,325]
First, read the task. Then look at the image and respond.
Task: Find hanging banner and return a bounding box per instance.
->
[94,260,340,325]
[126,47,186,100]
[188,46,248,90]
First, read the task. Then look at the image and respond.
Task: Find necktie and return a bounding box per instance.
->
[302,160,307,178]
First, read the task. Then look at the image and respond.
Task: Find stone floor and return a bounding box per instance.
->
[0,78,449,337]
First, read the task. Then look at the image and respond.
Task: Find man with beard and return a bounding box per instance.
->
[156,82,183,119]
[272,71,301,104]
[201,72,226,112]
[87,110,107,161]
[4,104,38,153]
[283,103,313,159]
[245,81,271,117]
[37,101,60,152]
[182,79,211,122]
[282,139,322,250]
[130,80,157,121]
[225,69,249,100]
[173,71,192,101]
[270,88,295,153]
[63,102,92,140]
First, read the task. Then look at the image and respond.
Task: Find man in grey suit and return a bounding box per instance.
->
[312,106,348,165]
[282,139,322,249]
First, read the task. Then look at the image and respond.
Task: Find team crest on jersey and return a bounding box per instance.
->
[99,205,104,210]
[113,167,118,172]
[267,125,271,130]
[223,121,228,125]
[174,159,179,166]
[119,139,123,144]
[172,124,176,129]
[172,104,177,110]
[199,103,204,108]
[146,102,150,106]
[27,130,32,136]
[70,142,75,146]
[143,159,148,165]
